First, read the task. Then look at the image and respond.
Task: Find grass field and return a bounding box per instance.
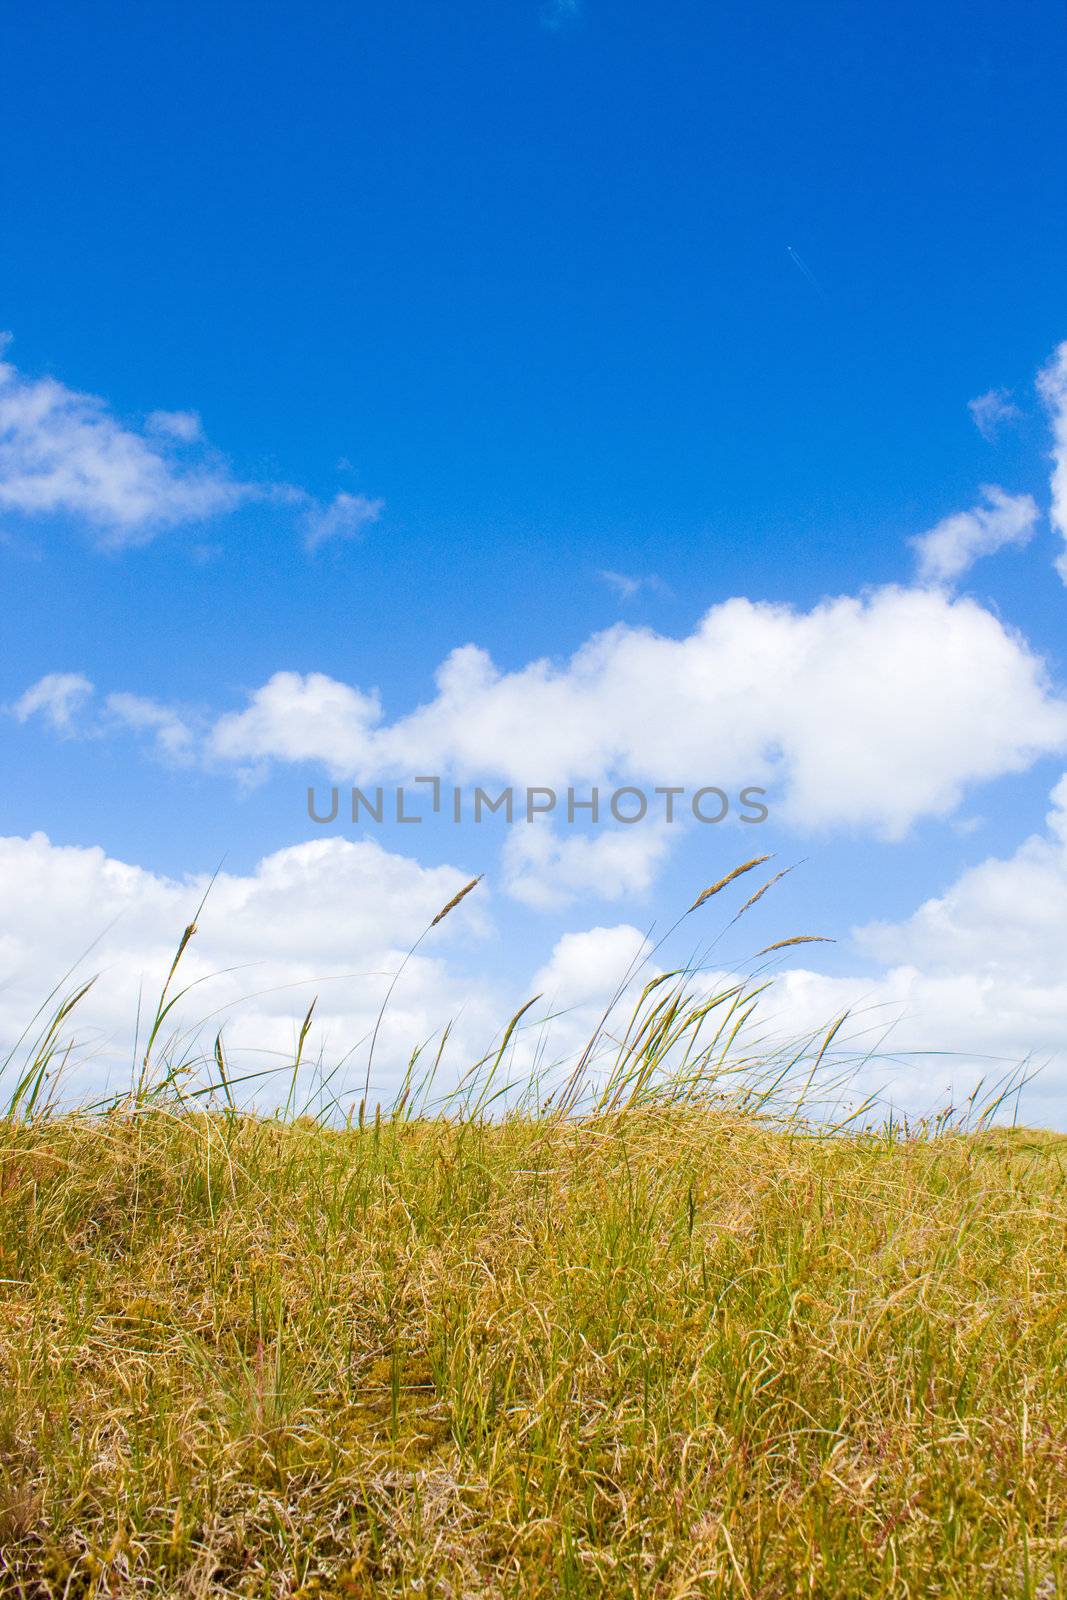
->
[2,869,1066,1596]
[2,1102,1066,1597]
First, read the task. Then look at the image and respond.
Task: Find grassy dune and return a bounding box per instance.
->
[3,867,1065,1595]
[2,1105,1066,1597]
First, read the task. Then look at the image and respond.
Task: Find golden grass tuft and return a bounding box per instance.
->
[687,857,770,914]
[431,876,484,928]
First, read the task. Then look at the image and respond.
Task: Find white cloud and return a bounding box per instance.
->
[0,342,256,545]
[194,585,1067,838]
[764,775,1067,1124]
[0,831,662,1116]
[145,409,203,443]
[1037,341,1067,583]
[24,583,1067,841]
[531,923,649,1008]
[909,485,1039,584]
[0,832,494,1110]
[503,820,674,910]
[968,388,1020,442]
[598,570,669,602]
[103,693,196,761]
[210,670,383,772]
[599,570,641,600]
[12,677,196,761]
[12,672,94,733]
[859,781,1067,978]
[5,815,1067,1123]
[0,337,382,553]
[302,491,384,552]
[523,922,655,1083]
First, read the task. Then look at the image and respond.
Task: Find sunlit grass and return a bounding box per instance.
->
[1,865,1064,1596]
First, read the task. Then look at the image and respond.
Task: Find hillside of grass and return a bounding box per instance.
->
[2,1104,1065,1598]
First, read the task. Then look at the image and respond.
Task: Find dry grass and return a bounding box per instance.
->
[3,873,1065,1595]
[1,1104,1066,1597]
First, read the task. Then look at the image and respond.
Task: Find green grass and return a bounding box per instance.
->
[2,1105,1065,1597]
[2,864,1065,1595]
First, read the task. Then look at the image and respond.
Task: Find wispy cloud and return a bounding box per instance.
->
[541,0,582,29]
[10,674,197,762]
[968,388,1021,442]
[0,334,382,554]
[597,569,669,602]
[0,336,256,546]
[11,672,94,734]
[910,485,1039,585]
[1037,341,1067,584]
[145,409,204,443]
[103,693,196,761]
[302,491,384,553]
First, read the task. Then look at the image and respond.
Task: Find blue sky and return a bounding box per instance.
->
[3,0,1067,1121]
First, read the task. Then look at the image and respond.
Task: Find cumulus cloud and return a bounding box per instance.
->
[0,337,382,552]
[12,672,94,733]
[1037,341,1067,583]
[0,826,661,1114]
[910,485,1039,585]
[524,922,655,1081]
[0,832,494,1110]
[302,491,384,552]
[0,342,257,545]
[21,584,1067,839]
[765,774,1067,1124]
[502,820,675,910]
[209,670,383,774]
[5,815,1067,1122]
[531,928,646,1011]
[189,585,1067,838]
[968,389,1021,442]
